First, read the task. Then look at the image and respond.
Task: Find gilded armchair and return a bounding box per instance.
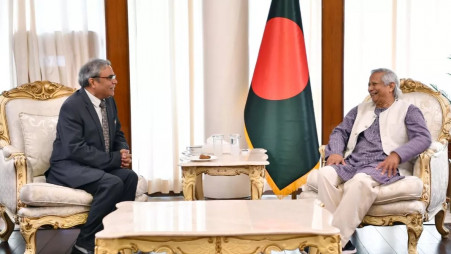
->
[0,81,148,254]
[300,78,451,254]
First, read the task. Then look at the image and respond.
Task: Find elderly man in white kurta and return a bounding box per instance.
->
[318,68,431,254]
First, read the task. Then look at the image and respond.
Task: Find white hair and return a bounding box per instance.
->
[371,68,402,99]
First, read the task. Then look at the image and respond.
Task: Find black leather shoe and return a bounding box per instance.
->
[342,241,357,254]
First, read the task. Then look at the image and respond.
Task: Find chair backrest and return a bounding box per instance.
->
[0,81,75,180]
[399,79,451,142]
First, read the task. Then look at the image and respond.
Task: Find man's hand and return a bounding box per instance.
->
[376,152,400,177]
[326,154,346,166]
[120,149,132,168]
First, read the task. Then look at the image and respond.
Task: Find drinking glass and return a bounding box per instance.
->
[229,133,241,157]
[212,134,224,157]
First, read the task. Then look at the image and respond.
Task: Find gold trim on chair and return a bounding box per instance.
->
[20,213,88,254]
[0,205,15,241]
[1,81,76,100]
[401,78,451,141]
[361,213,424,254]
[13,153,28,212]
[0,81,75,145]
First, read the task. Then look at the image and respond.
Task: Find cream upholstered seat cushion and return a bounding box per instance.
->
[33,174,148,201]
[18,113,58,177]
[366,200,426,217]
[135,175,149,201]
[20,183,93,207]
[21,175,149,208]
[302,170,423,205]
[17,205,91,218]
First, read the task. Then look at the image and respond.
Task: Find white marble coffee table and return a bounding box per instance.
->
[95,199,341,254]
[179,150,269,200]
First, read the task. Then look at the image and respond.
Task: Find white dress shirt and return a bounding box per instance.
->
[84,89,105,127]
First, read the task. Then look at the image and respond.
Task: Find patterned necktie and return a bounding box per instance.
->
[99,100,110,152]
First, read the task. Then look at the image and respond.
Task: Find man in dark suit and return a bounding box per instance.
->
[46,59,138,254]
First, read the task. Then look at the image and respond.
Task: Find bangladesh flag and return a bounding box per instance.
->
[244,0,320,196]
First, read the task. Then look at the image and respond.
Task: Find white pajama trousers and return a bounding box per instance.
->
[317,166,380,246]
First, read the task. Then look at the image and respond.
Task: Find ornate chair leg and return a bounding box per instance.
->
[19,217,39,254]
[406,222,423,254]
[0,206,15,241]
[434,204,450,239]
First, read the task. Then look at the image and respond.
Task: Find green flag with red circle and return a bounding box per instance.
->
[244,0,319,195]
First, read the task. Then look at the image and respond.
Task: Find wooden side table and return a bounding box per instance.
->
[179,151,269,200]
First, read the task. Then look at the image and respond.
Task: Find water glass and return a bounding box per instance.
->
[229,133,241,156]
[212,134,224,157]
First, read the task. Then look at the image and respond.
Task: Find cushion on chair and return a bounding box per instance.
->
[20,183,93,207]
[18,113,58,177]
[33,175,46,183]
[24,176,149,205]
[374,176,423,204]
[366,200,426,217]
[17,205,90,218]
[5,97,66,154]
[303,170,423,205]
[135,175,149,201]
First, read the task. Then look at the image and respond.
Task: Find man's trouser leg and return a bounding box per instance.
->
[317,166,344,213]
[108,168,138,202]
[75,173,125,250]
[333,173,380,246]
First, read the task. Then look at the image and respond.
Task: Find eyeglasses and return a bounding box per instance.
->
[92,75,116,80]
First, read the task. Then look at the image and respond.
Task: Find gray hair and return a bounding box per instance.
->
[371,68,402,99]
[78,59,111,88]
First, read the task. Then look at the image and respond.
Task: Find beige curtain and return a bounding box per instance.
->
[128,0,199,194]
[202,0,250,199]
[344,0,451,113]
[0,0,16,92]
[128,0,322,195]
[11,0,105,88]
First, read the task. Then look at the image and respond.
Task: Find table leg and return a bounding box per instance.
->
[182,167,197,200]
[195,174,204,200]
[249,165,265,200]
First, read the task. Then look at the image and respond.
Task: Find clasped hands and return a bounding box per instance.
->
[120,149,132,168]
[326,152,401,177]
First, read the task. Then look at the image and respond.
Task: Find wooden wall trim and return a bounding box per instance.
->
[104,0,132,148]
[321,0,344,145]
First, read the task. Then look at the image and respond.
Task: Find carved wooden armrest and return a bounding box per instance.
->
[425,140,448,155]
[417,151,432,204]
[1,145,28,210]
[417,139,449,207]
[12,153,28,210]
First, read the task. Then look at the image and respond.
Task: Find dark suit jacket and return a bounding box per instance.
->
[46,89,129,188]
